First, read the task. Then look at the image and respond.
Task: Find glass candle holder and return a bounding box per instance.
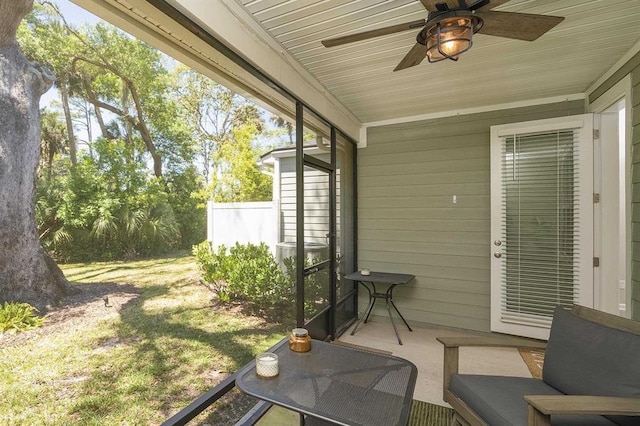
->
[255,352,279,378]
[289,328,311,352]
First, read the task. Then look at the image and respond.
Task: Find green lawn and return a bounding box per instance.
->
[0,253,287,425]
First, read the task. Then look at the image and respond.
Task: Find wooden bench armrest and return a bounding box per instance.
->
[524,395,640,426]
[436,336,547,350]
[437,336,546,403]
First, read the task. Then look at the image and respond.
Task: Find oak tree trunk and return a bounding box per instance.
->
[0,0,71,310]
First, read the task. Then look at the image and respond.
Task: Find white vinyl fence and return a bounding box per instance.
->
[207,201,278,253]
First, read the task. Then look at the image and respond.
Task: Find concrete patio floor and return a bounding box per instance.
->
[338,316,533,406]
[256,315,534,425]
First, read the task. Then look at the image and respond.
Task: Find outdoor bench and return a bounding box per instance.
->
[437,304,640,426]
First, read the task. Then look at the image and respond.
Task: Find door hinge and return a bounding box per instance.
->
[593,193,600,203]
[593,257,600,267]
[593,129,600,139]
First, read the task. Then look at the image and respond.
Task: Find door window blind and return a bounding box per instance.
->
[500,129,580,326]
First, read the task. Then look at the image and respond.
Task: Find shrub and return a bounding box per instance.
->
[0,302,44,333]
[226,242,291,304]
[282,255,329,320]
[193,241,294,320]
[193,241,231,302]
[193,240,336,323]
[36,139,182,262]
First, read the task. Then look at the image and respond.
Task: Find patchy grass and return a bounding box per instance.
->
[0,253,288,425]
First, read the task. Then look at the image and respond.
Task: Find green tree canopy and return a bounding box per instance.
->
[19,0,278,262]
[172,67,272,203]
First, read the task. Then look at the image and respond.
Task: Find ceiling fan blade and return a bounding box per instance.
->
[322,19,425,48]
[394,43,427,72]
[477,10,564,41]
[419,0,510,12]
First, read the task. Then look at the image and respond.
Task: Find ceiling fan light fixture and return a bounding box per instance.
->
[424,12,483,63]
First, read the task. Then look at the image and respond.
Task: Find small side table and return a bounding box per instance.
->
[345,271,415,345]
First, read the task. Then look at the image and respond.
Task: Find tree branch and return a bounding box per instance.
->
[71,55,162,176]
[0,0,32,47]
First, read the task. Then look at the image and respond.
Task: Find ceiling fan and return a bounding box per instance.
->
[321,0,564,71]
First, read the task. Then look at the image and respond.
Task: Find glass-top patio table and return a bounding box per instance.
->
[236,339,418,425]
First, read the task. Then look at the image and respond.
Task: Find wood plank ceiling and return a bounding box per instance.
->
[234,0,640,123]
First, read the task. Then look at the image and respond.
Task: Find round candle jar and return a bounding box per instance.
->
[255,352,279,378]
[289,328,311,352]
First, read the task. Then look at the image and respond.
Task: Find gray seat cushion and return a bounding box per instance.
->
[543,306,640,426]
[450,374,617,426]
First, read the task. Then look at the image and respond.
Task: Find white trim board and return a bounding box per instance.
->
[358,93,586,149]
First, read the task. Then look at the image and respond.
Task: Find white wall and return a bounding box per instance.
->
[207,201,277,253]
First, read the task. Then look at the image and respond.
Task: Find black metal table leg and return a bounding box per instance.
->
[385,285,403,345]
[350,282,375,336]
[363,282,377,323]
[387,285,413,332]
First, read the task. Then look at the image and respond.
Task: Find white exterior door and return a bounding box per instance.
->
[490,115,594,340]
[589,75,632,317]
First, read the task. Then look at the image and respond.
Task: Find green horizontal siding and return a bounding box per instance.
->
[358,239,486,257]
[358,100,584,332]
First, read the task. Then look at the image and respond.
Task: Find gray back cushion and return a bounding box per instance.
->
[543,306,640,426]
